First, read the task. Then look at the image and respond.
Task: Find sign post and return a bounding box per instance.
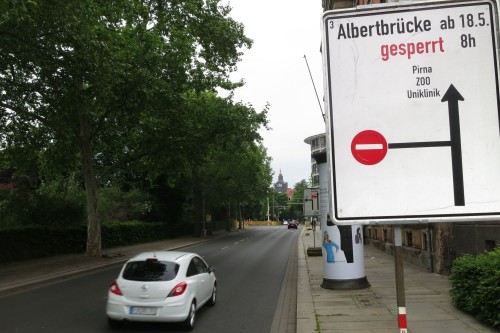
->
[304,188,320,247]
[393,225,407,333]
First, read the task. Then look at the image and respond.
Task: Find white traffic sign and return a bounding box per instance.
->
[323,0,500,224]
[303,188,320,217]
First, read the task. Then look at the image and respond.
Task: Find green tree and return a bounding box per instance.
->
[180,93,271,233]
[289,180,309,220]
[272,191,289,221]
[0,0,252,256]
[0,0,37,22]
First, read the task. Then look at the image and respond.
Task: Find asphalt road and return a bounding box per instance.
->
[0,226,299,332]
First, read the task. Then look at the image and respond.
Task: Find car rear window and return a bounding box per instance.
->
[122,260,179,281]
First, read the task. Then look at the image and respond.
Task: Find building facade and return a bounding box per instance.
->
[304,133,327,188]
[364,223,499,274]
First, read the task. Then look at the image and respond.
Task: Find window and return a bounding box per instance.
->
[187,260,198,277]
[193,257,208,274]
[485,240,496,252]
[312,164,318,174]
[422,232,428,250]
[187,257,208,277]
[123,260,179,281]
[406,231,413,247]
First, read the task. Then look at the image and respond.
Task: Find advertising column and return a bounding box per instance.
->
[313,150,370,290]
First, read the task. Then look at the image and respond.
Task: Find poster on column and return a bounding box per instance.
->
[323,223,366,279]
[316,161,366,279]
[322,0,500,224]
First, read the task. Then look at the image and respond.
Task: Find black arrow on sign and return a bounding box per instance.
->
[441,84,465,206]
[387,84,465,206]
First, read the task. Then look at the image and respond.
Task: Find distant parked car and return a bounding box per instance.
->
[288,220,298,229]
[283,220,288,225]
[106,251,216,331]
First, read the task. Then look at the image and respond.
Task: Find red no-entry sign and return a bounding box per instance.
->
[351,130,388,165]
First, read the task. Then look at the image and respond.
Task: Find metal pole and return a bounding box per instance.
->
[313,222,316,247]
[303,55,325,122]
[393,225,408,333]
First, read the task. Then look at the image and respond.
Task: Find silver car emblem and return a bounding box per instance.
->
[141,285,148,292]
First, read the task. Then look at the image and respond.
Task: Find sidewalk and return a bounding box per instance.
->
[0,230,231,296]
[297,226,498,333]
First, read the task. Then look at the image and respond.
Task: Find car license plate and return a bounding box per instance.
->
[130,306,157,315]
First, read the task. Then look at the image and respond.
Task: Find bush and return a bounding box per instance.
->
[0,219,230,263]
[0,182,152,229]
[0,188,32,227]
[101,220,171,248]
[0,225,86,262]
[0,177,86,228]
[29,192,85,227]
[449,247,500,329]
[99,188,152,222]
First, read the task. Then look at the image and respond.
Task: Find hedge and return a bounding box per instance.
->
[0,220,231,263]
[449,247,500,329]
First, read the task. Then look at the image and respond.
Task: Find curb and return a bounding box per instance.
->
[296,227,317,332]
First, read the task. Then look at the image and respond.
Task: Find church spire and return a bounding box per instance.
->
[274,170,288,193]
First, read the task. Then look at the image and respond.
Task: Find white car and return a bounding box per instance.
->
[106,251,216,331]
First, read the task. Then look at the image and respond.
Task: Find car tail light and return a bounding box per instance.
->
[168,282,187,297]
[109,280,123,296]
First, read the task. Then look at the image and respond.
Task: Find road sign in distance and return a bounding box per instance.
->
[303,188,320,217]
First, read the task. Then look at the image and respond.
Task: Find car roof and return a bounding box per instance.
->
[128,251,195,262]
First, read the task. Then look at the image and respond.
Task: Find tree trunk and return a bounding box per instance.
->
[193,173,202,237]
[79,113,101,257]
[226,202,231,231]
[238,201,242,229]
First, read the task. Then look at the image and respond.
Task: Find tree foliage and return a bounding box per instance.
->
[0,0,270,256]
[289,179,309,220]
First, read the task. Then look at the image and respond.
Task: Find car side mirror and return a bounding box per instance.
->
[208,266,216,274]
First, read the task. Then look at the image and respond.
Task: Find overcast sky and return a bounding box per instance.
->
[223,0,327,188]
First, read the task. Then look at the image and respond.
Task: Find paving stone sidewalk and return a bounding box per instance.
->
[298,227,498,333]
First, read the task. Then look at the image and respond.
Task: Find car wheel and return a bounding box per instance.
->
[181,301,196,331]
[207,284,217,306]
[107,317,123,329]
